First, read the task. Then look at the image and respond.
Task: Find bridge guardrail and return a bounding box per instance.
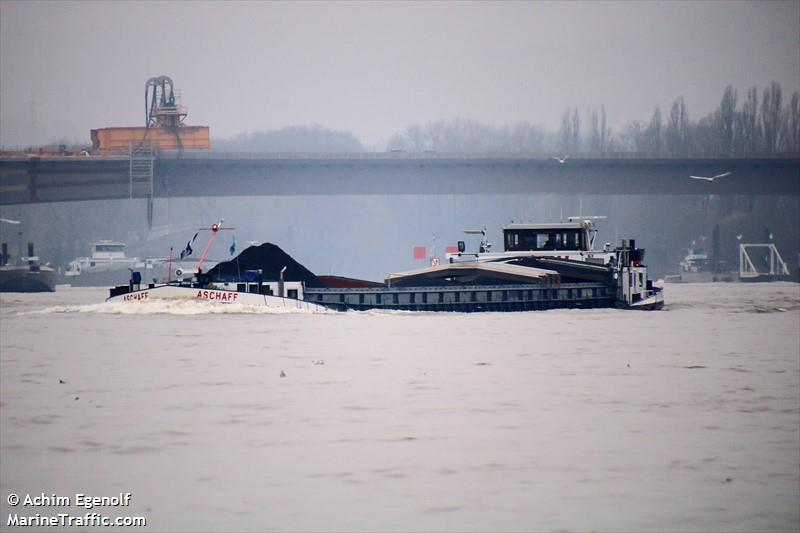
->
[2,149,798,162]
[155,150,800,161]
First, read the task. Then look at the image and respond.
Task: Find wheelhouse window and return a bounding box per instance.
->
[566,231,582,249]
[505,232,520,249]
[536,233,552,250]
[95,244,125,253]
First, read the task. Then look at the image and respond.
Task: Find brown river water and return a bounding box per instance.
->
[1,282,798,531]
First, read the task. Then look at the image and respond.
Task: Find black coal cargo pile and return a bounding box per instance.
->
[205,243,325,287]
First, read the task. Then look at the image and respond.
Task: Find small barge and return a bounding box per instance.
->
[107,218,663,312]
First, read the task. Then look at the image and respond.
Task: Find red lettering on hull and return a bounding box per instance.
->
[196,290,238,302]
[122,291,149,301]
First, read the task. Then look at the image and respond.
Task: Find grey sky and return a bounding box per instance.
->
[1,0,798,148]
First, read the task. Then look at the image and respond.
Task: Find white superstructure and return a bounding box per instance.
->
[447,218,616,264]
[446,217,663,310]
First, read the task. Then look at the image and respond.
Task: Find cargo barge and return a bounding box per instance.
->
[107,218,664,311]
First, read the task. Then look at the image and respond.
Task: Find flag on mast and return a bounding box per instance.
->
[180,232,199,260]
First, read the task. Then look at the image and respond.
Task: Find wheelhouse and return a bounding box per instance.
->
[91,241,127,259]
[502,222,592,252]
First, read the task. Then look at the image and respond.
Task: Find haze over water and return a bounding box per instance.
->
[1,282,798,531]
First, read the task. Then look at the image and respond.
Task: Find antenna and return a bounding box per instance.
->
[567,215,607,222]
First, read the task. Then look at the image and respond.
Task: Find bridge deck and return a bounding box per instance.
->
[1,153,798,204]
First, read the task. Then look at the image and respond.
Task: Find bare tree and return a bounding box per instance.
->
[733,111,747,156]
[386,132,407,151]
[559,109,580,153]
[590,109,600,154]
[761,81,783,154]
[738,86,761,155]
[692,111,722,156]
[571,109,581,153]
[406,124,427,151]
[559,109,573,154]
[781,91,800,154]
[600,105,609,154]
[589,105,612,154]
[666,97,690,157]
[619,120,646,153]
[719,85,737,156]
[645,107,662,156]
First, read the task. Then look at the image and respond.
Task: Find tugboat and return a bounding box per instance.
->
[107,218,664,312]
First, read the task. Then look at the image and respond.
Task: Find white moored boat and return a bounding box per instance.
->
[65,241,141,284]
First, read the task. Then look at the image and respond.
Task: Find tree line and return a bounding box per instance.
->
[214,125,364,152]
[387,82,800,156]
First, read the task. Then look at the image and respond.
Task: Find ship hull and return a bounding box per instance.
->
[626,292,665,310]
[0,266,56,292]
[665,271,739,283]
[305,282,620,312]
[106,284,329,312]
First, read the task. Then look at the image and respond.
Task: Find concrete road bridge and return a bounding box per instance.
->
[1,151,798,206]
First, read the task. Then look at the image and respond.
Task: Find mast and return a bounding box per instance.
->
[195,221,234,272]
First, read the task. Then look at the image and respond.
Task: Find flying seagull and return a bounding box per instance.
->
[689,171,731,182]
[0,218,21,225]
[552,155,569,164]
